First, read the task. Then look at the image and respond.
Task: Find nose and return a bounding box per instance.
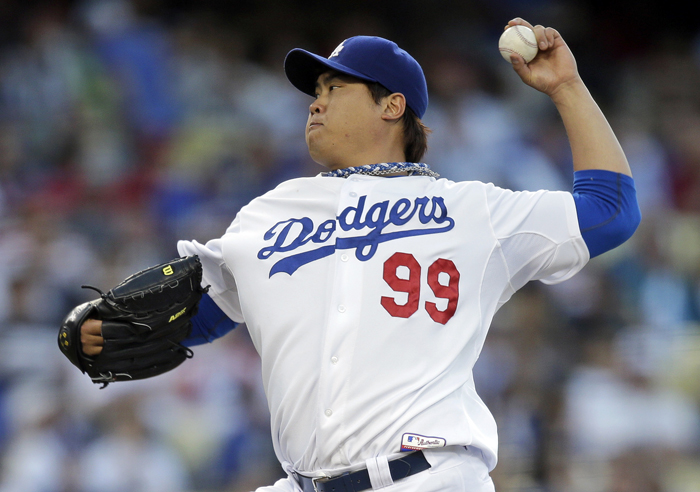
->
[309,98,323,115]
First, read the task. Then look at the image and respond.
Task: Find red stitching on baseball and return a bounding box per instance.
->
[514,26,537,48]
[499,47,526,59]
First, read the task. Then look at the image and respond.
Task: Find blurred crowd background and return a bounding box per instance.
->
[1,0,699,491]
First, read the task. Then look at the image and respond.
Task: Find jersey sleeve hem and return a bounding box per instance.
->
[537,193,590,285]
[177,239,246,323]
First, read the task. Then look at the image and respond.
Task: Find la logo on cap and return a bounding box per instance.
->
[329,40,346,58]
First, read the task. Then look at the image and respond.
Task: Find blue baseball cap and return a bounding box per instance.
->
[284,36,428,119]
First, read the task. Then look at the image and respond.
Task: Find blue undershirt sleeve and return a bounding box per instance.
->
[183,292,238,347]
[572,169,641,258]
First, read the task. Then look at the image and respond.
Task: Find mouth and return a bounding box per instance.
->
[308,122,323,132]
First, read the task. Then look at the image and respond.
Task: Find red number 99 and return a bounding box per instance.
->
[380,253,460,324]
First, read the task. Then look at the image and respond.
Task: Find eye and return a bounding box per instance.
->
[313,85,340,99]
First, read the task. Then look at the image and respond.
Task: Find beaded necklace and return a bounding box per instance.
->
[321,162,439,178]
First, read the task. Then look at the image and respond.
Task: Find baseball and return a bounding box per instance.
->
[499,25,538,63]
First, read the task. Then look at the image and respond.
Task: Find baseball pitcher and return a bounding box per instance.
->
[62,18,641,492]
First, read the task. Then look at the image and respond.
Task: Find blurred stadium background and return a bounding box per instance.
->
[1,0,699,491]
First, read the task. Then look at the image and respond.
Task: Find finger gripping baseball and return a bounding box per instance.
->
[499,25,538,63]
[57,256,208,388]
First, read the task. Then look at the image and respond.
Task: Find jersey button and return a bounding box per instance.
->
[338,305,346,313]
[340,254,349,262]
[349,192,358,197]
[325,409,333,417]
[331,356,339,364]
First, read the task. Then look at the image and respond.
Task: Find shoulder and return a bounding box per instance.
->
[424,177,513,201]
[429,177,575,223]
[252,176,340,201]
[261,176,325,195]
[234,176,343,221]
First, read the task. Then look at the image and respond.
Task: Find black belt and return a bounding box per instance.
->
[296,450,431,492]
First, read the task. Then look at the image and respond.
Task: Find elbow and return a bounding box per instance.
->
[585,203,641,258]
[574,171,642,258]
[626,203,642,239]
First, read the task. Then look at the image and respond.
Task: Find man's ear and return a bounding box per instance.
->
[381,93,406,122]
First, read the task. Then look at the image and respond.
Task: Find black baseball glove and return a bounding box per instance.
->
[58,256,208,387]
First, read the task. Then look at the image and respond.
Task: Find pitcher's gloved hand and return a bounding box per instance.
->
[58,256,208,387]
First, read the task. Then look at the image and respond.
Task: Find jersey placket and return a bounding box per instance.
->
[315,176,373,466]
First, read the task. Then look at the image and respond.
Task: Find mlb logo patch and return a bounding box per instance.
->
[400,433,446,452]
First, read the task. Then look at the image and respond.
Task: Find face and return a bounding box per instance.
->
[306,72,386,170]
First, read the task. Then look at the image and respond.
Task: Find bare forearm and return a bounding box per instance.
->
[551,79,632,177]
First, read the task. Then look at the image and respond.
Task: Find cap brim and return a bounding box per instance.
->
[284,49,379,97]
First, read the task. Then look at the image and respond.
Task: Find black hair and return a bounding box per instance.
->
[365,81,431,163]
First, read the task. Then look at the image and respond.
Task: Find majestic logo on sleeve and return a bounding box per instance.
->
[257,195,455,276]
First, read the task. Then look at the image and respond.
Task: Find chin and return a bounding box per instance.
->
[307,145,336,169]
[311,157,338,170]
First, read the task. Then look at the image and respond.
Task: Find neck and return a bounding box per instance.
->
[325,153,406,171]
[324,132,406,171]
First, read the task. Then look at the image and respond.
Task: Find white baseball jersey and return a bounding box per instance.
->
[177,173,588,477]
